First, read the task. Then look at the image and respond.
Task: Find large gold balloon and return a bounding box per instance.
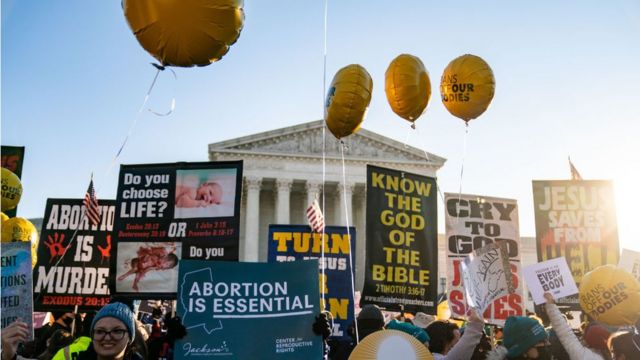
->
[1,167,22,211]
[440,54,495,122]
[1,217,39,268]
[123,0,245,67]
[349,330,433,360]
[325,64,373,139]
[1,212,9,223]
[579,265,640,326]
[385,54,431,122]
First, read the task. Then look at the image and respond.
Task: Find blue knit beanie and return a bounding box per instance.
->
[386,319,430,344]
[91,302,136,341]
[503,316,547,357]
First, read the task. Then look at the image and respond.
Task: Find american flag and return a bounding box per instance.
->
[83,178,101,226]
[306,199,325,233]
[569,157,583,181]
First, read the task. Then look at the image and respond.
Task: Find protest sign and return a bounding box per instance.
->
[460,242,515,313]
[175,259,322,359]
[618,249,640,282]
[1,145,25,217]
[268,225,355,340]
[445,193,523,324]
[33,198,115,311]
[1,241,34,338]
[361,165,438,314]
[532,180,619,309]
[110,161,242,299]
[523,257,578,305]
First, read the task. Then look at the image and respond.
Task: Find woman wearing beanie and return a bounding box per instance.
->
[76,302,143,360]
[543,293,605,360]
[486,315,550,360]
[426,308,485,359]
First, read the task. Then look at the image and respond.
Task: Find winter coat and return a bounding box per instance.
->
[51,336,91,360]
[545,302,605,360]
[432,317,484,360]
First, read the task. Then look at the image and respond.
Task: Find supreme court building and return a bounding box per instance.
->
[208,120,447,291]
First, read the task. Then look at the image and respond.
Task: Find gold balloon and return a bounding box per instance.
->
[349,330,434,360]
[440,54,495,122]
[1,167,23,211]
[385,54,431,122]
[1,212,9,223]
[1,217,39,268]
[325,64,373,139]
[579,265,640,326]
[123,0,245,67]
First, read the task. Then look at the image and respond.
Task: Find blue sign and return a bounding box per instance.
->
[175,260,322,359]
[1,242,34,338]
[268,225,356,341]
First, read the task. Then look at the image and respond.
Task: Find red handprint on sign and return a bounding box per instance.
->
[97,235,112,263]
[44,233,71,263]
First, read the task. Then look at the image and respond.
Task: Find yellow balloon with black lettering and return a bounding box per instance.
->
[1,167,23,211]
[385,54,431,123]
[1,217,39,268]
[440,54,495,122]
[579,264,640,326]
[123,0,245,67]
[325,64,373,139]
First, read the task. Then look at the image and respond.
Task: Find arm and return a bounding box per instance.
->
[443,309,484,360]
[544,293,604,360]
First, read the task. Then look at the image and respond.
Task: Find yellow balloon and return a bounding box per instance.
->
[1,217,39,268]
[579,264,640,326]
[385,54,431,122]
[1,212,9,223]
[1,167,23,211]
[325,64,373,139]
[349,330,434,360]
[123,0,245,67]
[440,54,495,122]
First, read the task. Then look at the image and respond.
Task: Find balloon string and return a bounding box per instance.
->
[321,0,328,312]
[340,142,359,345]
[456,123,470,225]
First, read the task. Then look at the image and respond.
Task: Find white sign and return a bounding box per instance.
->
[618,249,640,281]
[523,257,578,305]
[461,242,515,313]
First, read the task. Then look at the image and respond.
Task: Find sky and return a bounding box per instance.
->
[2,0,639,251]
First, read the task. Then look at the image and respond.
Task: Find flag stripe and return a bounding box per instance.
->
[83,179,101,226]
[306,200,325,233]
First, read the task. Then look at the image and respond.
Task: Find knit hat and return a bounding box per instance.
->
[584,324,611,351]
[91,302,136,341]
[357,304,384,323]
[503,316,547,357]
[386,319,430,344]
[412,312,436,329]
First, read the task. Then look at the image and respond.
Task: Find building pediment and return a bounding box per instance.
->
[208,120,446,167]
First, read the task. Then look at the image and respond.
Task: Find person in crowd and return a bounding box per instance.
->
[543,292,605,360]
[1,320,35,360]
[37,330,73,360]
[583,324,612,360]
[548,329,571,360]
[327,304,386,360]
[34,312,75,356]
[52,314,95,360]
[386,319,430,347]
[147,314,188,360]
[425,308,484,359]
[76,302,143,360]
[607,330,640,360]
[149,307,164,340]
[469,329,493,360]
[486,315,550,360]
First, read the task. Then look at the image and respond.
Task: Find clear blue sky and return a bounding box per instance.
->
[2,1,639,251]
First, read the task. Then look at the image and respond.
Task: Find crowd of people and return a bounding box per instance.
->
[2,293,639,360]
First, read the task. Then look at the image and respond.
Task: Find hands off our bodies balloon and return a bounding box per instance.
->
[440,54,495,122]
[325,64,373,139]
[579,264,640,326]
[1,217,39,268]
[123,0,244,67]
[1,167,22,211]
[385,54,431,123]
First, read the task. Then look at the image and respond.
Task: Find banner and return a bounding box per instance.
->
[32,199,115,311]
[1,242,34,338]
[445,193,523,324]
[110,161,242,299]
[619,249,640,282]
[268,225,355,340]
[532,180,619,309]
[175,260,322,359]
[522,257,578,305]
[361,165,438,314]
[1,145,25,217]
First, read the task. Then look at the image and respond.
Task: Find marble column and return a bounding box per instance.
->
[275,178,293,224]
[244,176,262,261]
[337,182,354,226]
[305,181,322,207]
